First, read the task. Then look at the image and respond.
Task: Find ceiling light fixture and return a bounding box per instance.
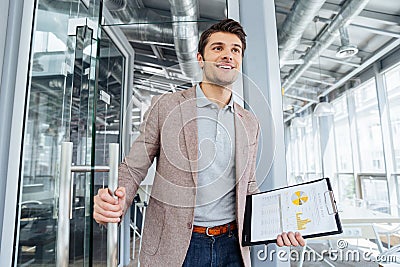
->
[314,96,334,116]
[336,26,358,58]
[336,44,359,58]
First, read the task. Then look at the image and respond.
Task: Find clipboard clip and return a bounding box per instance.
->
[324,191,338,215]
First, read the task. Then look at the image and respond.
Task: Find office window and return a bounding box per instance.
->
[394,174,400,214]
[353,79,385,173]
[286,127,294,182]
[360,175,390,214]
[304,116,315,172]
[295,127,307,175]
[288,126,300,177]
[337,174,355,205]
[333,95,353,173]
[384,64,400,171]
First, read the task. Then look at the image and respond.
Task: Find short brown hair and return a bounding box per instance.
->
[198,19,247,58]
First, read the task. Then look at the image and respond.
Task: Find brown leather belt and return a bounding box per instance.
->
[192,221,237,236]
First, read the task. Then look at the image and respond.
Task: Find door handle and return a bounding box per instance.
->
[57,142,73,267]
[107,143,119,267]
[57,142,119,267]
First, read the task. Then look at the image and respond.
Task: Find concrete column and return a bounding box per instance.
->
[239,1,289,266]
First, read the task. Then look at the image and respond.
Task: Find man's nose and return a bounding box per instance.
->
[221,51,233,61]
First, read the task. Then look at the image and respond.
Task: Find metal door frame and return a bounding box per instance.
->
[0,0,36,265]
[101,8,135,265]
[101,7,135,159]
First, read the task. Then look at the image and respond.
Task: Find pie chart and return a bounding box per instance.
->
[291,191,308,206]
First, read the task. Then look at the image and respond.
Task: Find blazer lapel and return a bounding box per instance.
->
[234,103,254,185]
[179,87,198,185]
[234,103,255,225]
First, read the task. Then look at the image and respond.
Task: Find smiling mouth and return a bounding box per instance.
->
[217,65,234,70]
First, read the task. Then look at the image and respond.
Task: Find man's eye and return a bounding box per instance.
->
[233,48,241,53]
[213,47,222,51]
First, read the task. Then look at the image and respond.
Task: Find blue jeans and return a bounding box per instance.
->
[182,229,244,267]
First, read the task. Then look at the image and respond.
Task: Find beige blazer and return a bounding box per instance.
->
[119,86,260,266]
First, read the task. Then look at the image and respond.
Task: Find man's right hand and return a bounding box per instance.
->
[93,187,126,225]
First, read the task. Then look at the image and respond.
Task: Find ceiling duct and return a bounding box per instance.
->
[282,0,370,91]
[38,0,80,12]
[104,0,127,11]
[39,0,201,81]
[169,0,202,82]
[106,1,174,44]
[336,26,358,58]
[109,0,201,81]
[278,0,326,65]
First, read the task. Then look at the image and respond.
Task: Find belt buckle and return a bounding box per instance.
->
[205,227,214,237]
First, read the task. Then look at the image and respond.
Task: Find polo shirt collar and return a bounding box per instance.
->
[195,84,235,113]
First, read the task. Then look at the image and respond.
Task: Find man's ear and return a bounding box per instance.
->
[197,52,204,68]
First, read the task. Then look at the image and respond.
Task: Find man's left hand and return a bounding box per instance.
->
[276,232,305,247]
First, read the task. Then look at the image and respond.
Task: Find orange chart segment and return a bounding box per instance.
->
[291,191,308,206]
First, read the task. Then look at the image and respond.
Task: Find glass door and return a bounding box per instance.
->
[91,27,126,266]
[14,0,103,266]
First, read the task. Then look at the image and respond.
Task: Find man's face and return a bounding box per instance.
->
[197,32,243,87]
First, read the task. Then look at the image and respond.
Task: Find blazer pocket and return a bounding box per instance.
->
[141,199,166,255]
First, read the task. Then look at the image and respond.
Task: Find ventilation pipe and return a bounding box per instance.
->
[39,0,202,81]
[104,0,127,11]
[118,12,175,45]
[108,0,201,81]
[169,0,201,81]
[278,0,326,64]
[282,0,370,91]
[336,26,358,58]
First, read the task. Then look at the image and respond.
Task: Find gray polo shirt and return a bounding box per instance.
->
[193,84,236,227]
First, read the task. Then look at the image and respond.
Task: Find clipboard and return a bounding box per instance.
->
[242,178,342,246]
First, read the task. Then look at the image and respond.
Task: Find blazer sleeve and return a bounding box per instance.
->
[247,121,260,195]
[119,95,161,212]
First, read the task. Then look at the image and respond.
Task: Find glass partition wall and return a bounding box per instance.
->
[15,0,101,265]
[13,0,128,266]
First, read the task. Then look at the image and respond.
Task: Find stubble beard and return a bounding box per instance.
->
[203,64,239,88]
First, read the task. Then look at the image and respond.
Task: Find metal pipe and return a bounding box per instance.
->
[107,143,119,267]
[108,0,201,81]
[117,11,174,44]
[278,0,326,63]
[57,142,73,267]
[316,16,400,39]
[282,0,370,91]
[285,94,318,103]
[339,26,350,46]
[70,165,110,172]
[285,38,400,123]
[299,76,334,86]
[169,0,202,81]
[104,0,127,11]
[320,38,400,97]
[319,55,361,68]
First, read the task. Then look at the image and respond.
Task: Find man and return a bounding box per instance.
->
[94,19,304,266]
